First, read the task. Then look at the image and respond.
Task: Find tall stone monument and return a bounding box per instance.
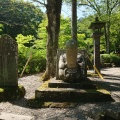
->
[89,17,105,73]
[0,35,25,101]
[0,35,18,87]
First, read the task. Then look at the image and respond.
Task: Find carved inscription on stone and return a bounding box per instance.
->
[0,35,18,87]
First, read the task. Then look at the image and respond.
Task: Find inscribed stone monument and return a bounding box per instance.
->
[0,35,18,87]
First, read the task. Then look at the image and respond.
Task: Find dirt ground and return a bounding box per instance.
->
[0,67,120,120]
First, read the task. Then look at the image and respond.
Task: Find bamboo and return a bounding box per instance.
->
[87,54,104,80]
[20,54,32,78]
[93,65,104,80]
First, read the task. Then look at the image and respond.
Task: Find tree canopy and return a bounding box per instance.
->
[0,0,43,38]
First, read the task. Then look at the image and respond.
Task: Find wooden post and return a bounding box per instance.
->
[71,0,77,41]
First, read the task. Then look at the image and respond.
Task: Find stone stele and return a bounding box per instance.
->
[0,35,18,87]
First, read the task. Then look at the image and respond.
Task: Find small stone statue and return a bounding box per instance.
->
[58,40,84,82]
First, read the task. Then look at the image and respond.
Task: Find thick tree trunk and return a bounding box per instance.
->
[106,22,110,54]
[42,0,62,81]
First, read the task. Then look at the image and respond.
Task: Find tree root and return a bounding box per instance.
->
[40,72,50,81]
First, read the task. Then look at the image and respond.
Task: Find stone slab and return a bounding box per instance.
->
[35,87,114,102]
[0,112,34,120]
[48,79,97,89]
[0,35,18,87]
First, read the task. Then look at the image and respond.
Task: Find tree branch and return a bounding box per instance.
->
[32,0,47,7]
[110,0,119,13]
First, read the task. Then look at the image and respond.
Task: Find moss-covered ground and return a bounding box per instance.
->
[0,85,26,102]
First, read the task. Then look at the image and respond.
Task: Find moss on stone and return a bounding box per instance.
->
[37,80,50,90]
[87,72,99,77]
[97,89,110,94]
[0,88,4,92]
[27,98,44,108]
[0,85,26,102]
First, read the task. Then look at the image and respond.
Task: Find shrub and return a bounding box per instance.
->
[100,54,111,63]
[110,54,120,66]
[18,49,46,74]
[16,34,46,75]
[100,54,120,67]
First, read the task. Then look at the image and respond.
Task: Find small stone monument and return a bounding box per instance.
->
[0,35,18,87]
[0,35,25,101]
[35,39,114,104]
[66,40,78,69]
[58,40,85,82]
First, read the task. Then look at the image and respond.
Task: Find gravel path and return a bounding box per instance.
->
[0,67,120,120]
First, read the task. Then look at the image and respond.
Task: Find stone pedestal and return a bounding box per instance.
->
[92,33,102,73]
[35,78,114,103]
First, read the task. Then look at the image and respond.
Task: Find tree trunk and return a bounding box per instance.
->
[105,21,110,54]
[105,0,111,54]
[72,0,77,40]
[42,0,62,81]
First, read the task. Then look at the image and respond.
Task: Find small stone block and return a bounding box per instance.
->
[48,79,97,89]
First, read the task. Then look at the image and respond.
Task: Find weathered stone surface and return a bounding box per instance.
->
[0,35,18,87]
[48,79,97,89]
[0,85,26,101]
[35,87,114,102]
[58,51,87,82]
[66,40,78,69]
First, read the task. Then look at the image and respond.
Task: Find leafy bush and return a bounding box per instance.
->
[110,54,120,66]
[101,54,111,63]
[23,50,46,73]
[16,34,46,74]
[18,49,46,74]
[0,24,4,35]
[101,54,120,67]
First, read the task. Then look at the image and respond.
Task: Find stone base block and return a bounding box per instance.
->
[0,85,26,102]
[35,78,114,103]
[35,87,114,102]
[48,79,97,89]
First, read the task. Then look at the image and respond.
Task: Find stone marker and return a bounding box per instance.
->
[0,35,18,87]
[66,40,78,69]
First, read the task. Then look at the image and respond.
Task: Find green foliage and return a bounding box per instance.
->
[0,24,4,35]
[101,54,111,63]
[37,17,47,49]
[59,16,88,49]
[24,49,46,74]
[77,33,87,49]
[110,13,120,50]
[59,17,71,48]
[101,54,120,66]
[16,34,46,74]
[16,34,34,48]
[110,54,120,66]
[0,0,43,38]
[37,16,92,51]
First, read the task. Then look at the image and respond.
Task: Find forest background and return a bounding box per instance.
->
[0,0,120,75]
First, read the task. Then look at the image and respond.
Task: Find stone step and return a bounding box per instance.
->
[48,79,97,89]
[35,87,114,102]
